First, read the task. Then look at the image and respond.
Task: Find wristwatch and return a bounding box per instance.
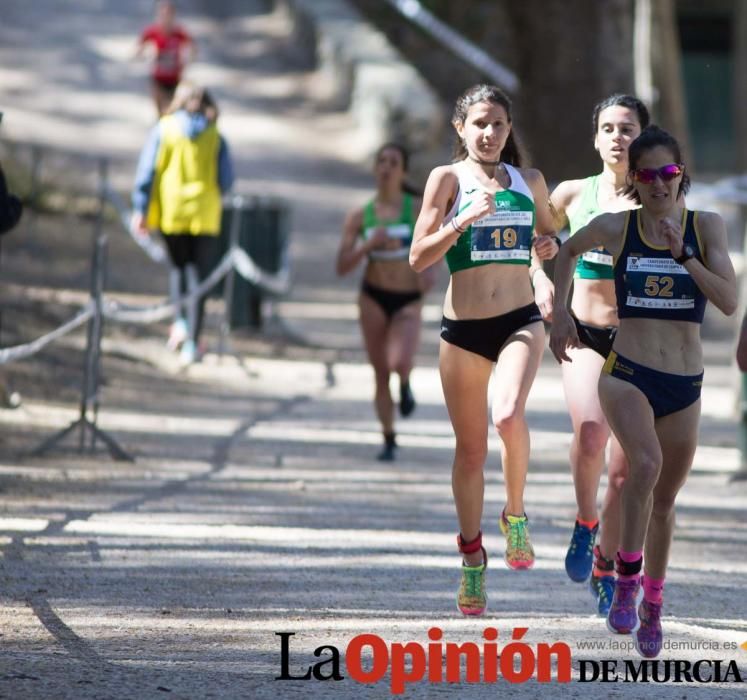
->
[675,244,695,265]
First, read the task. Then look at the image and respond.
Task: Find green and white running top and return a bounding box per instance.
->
[567,175,615,280]
[444,161,535,274]
[361,193,415,261]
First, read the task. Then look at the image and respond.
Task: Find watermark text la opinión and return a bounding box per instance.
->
[276,626,571,694]
[275,626,744,694]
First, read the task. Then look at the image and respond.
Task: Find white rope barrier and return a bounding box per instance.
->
[103,247,291,324]
[0,303,94,365]
[231,247,291,296]
[0,242,292,363]
[102,251,236,324]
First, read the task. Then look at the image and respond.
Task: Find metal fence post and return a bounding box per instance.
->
[218,194,243,358]
[89,157,109,451]
[31,158,133,461]
[24,144,42,237]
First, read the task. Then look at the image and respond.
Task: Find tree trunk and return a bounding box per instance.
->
[734,0,747,172]
[501,0,634,182]
[647,0,693,169]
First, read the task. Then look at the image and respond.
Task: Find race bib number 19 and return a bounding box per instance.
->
[470,210,533,262]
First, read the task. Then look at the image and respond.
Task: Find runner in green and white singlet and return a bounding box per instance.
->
[410,84,560,617]
[337,143,430,463]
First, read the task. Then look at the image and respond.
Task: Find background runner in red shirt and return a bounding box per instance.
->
[135,0,196,116]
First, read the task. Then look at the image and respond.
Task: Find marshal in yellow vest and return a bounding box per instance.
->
[147,114,222,236]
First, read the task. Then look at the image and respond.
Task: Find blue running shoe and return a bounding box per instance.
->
[590,574,615,616]
[564,520,598,582]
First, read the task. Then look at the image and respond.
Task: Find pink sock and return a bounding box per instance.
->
[619,549,642,563]
[642,575,665,604]
[617,549,643,582]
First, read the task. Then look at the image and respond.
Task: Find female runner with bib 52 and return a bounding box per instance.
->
[410,84,559,616]
[550,125,736,657]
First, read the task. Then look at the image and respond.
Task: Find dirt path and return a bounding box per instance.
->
[0,2,745,698]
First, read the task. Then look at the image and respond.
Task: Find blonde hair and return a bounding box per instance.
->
[166,80,218,121]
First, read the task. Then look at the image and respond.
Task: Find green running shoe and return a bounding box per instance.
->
[457,547,488,616]
[499,509,535,570]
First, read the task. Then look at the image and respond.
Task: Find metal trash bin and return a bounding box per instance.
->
[736,373,747,482]
[211,195,290,329]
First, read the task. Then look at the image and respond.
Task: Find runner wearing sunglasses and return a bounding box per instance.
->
[549,95,648,614]
[549,125,736,658]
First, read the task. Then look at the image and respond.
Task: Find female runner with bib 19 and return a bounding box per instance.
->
[409,84,560,616]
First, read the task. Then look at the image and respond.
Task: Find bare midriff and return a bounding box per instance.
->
[364,259,421,293]
[444,264,535,320]
[613,317,703,374]
[571,278,618,328]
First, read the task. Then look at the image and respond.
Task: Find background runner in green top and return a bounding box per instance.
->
[567,175,615,280]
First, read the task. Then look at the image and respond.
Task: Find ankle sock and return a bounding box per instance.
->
[457,531,484,567]
[616,549,643,582]
[642,575,664,604]
[577,516,599,530]
[462,554,484,568]
[592,545,614,578]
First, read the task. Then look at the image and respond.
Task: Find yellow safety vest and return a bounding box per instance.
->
[147,114,222,235]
